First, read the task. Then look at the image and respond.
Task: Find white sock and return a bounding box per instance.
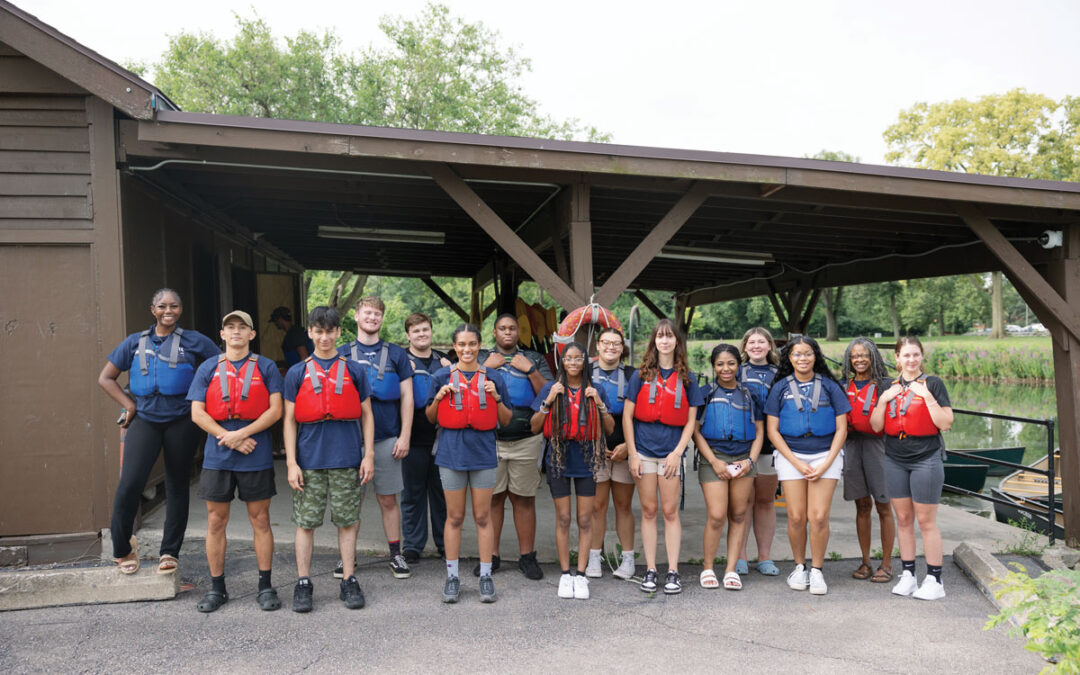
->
[446,559,459,578]
[588,549,602,561]
[621,551,635,562]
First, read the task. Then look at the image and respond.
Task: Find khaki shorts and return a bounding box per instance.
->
[698,450,758,483]
[494,434,544,496]
[636,454,684,476]
[757,452,777,476]
[594,458,634,484]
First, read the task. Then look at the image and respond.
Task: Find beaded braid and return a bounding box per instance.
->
[548,343,608,478]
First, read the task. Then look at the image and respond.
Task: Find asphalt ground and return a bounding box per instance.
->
[0,552,1043,674]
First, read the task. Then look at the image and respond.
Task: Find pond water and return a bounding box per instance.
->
[938,379,1058,517]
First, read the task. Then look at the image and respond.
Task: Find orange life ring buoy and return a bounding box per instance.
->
[554,303,624,354]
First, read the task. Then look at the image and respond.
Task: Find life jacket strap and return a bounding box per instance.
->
[216,356,231,402]
[304,357,322,394]
[861,382,876,416]
[241,355,258,400]
[377,342,389,380]
[333,356,347,395]
[137,330,151,376]
[167,327,184,369]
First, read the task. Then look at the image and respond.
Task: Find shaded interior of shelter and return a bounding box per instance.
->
[124,152,1074,301]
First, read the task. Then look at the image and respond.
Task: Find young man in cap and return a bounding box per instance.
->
[188,310,284,612]
[338,297,415,579]
[480,313,552,580]
[284,306,375,612]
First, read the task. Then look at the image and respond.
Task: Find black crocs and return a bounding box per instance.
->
[196,590,228,613]
[256,588,282,611]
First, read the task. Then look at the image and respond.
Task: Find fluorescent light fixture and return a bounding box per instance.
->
[657,246,773,266]
[317,225,445,245]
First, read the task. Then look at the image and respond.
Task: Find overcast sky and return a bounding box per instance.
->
[19,0,1080,165]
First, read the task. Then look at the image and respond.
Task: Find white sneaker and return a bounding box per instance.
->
[912,576,946,601]
[809,568,828,595]
[892,570,918,596]
[558,573,574,599]
[613,554,636,580]
[787,564,809,591]
[585,551,603,578]
[573,575,590,599]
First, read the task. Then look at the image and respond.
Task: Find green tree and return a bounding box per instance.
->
[884,89,1079,338]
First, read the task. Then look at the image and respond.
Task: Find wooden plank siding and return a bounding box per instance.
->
[0,87,92,231]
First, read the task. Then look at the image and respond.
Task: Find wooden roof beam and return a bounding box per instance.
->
[427,163,584,311]
[421,277,469,323]
[955,202,1080,344]
[594,181,713,307]
[633,290,666,319]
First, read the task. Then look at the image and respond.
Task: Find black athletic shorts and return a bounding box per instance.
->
[547,473,597,499]
[198,467,277,503]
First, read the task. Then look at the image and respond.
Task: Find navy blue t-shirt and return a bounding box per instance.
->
[532,381,611,478]
[284,356,372,470]
[740,362,778,455]
[426,367,511,472]
[593,364,634,447]
[339,339,412,442]
[479,348,553,441]
[697,383,764,457]
[187,353,284,471]
[764,375,851,454]
[626,368,705,458]
[107,327,220,423]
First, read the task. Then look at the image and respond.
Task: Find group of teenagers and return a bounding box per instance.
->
[98,288,954,614]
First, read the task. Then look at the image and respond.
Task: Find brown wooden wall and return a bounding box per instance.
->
[0,41,123,537]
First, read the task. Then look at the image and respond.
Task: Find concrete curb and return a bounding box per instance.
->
[953,540,1031,629]
[0,564,178,611]
[1041,546,1080,570]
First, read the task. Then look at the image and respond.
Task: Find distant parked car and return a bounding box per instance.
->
[1005,324,1024,334]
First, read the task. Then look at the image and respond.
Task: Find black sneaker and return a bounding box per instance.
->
[292,579,313,613]
[472,554,500,577]
[518,551,543,580]
[333,558,356,579]
[340,576,365,609]
[479,574,496,603]
[403,550,421,565]
[664,570,683,595]
[442,575,460,603]
[640,568,658,593]
[390,554,412,579]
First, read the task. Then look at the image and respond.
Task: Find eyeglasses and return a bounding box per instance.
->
[791,353,815,361]
[563,356,585,364]
[598,340,622,348]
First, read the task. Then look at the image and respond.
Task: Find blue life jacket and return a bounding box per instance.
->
[350,341,401,401]
[700,383,756,442]
[128,327,195,397]
[777,375,836,438]
[738,362,777,406]
[590,365,629,415]
[407,352,437,410]
[500,358,537,408]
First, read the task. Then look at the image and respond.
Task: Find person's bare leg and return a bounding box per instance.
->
[658,473,682,572]
[752,474,779,561]
[782,480,808,565]
[636,473,659,570]
[876,500,896,572]
[295,527,314,578]
[892,498,916,562]
[701,481,729,576]
[914,502,942,566]
[854,496,873,566]
[205,501,230,577]
[338,522,360,578]
[443,489,467,562]
[726,477,754,575]
[508,492,537,555]
[576,494,594,574]
[245,499,273,572]
[489,490,508,557]
[553,495,572,571]
[590,480,611,551]
[611,482,637,553]
[471,487,495,563]
[807,479,837,568]
[376,493,402,549]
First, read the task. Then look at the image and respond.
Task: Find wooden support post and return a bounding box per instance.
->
[594,182,713,307]
[634,290,666,319]
[1044,224,1080,545]
[421,277,469,323]
[483,300,497,320]
[674,295,690,335]
[795,288,823,334]
[469,276,482,326]
[566,184,593,302]
[427,164,583,311]
[767,282,790,330]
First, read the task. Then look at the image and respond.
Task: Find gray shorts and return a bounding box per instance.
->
[439,466,497,492]
[372,437,405,496]
[882,452,943,505]
[842,434,889,503]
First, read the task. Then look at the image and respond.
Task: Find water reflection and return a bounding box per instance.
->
[939,380,1057,516]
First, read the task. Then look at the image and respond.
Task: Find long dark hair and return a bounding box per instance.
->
[548,342,606,478]
[842,337,889,382]
[775,335,837,383]
[638,318,690,385]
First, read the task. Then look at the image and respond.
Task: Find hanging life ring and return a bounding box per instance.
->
[553,302,624,355]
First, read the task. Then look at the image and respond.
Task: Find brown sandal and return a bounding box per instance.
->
[157,555,179,575]
[852,562,873,580]
[871,566,894,583]
[115,535,139,575]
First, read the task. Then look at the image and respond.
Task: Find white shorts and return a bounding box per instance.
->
[774,450,843,482]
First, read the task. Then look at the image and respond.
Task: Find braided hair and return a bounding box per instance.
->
[841,337,889,382]
[548,342,607,478]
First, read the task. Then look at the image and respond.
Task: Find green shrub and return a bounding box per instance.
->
[986,565,1080,673]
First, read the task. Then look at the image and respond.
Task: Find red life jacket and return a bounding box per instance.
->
[205,355,271,421]
[437,366,498,431]
[882,378,939,438]
[543,386,600,441]
[845,379,881,436]
[633,370,690,427]
[293,356,365,423]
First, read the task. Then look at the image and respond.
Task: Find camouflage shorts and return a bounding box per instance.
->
[292,468,364,529]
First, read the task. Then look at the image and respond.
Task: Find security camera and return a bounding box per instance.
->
[1039,230,1063,249]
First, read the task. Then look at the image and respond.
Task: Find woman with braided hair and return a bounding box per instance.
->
[840,338,896,584]
[530,342,614,599]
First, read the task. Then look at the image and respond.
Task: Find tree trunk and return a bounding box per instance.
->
[328,271,368,314]
[938,305,946,337]
[889,291,900,339]
[990,271,1005,338]
[822,287,842,342]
